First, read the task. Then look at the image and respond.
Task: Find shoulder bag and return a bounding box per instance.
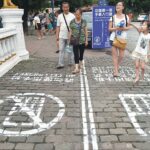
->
[63,14,73,53]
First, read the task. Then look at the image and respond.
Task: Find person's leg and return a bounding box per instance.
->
[56,40,59,53]
[57,38,66,68]
[40,30,43,38]
[72,45,80,74]
[48,23,54,34]
[140,61,145,80]
[36,30,41,39]
[68,44,74,65]
[112,46,119,76]
[135,60,140,82]
[73,45,79,64]
[79,44,85,68]
[118,49,125,70]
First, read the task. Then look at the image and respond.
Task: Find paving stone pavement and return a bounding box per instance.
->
[0,33,150,150]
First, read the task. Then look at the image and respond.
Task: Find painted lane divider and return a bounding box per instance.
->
[83,63,98,150]
[80,68,89,150]
[80,61,98,150]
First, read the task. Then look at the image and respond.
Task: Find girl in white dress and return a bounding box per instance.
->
[132,21,150,83]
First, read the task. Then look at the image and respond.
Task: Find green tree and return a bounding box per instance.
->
[108,0,150,13]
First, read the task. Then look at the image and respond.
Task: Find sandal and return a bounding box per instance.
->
[133,78,139,85]
[72,69,80,74]
[113,73,119,78]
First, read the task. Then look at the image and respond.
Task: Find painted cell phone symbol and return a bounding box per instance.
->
[119,94,150,136]
[0,93,65,136]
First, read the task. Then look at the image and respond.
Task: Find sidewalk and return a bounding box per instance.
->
[0,34,150,150]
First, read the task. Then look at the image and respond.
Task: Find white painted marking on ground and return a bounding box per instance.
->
[11,73,75,83]
[0,100,4,104]
[80,68,89,150]
[92,66,150,82]
[119,94,150,136]
[83,61,98,150]
[0,93,65,136]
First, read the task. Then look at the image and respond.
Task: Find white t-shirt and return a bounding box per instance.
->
[34,16,40,24]
[57,13,75,39]
[134,32,150,55]
[110,14,129,41]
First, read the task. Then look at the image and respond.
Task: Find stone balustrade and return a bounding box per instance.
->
[0,9,29,77]
[0,27,17,65]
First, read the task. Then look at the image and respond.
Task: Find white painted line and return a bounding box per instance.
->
[119,94,148,136]
[141,97,150,111]
[82,61,98,150]
[0,93,65,136]
[80,69,89,150]
[131,96,143,112]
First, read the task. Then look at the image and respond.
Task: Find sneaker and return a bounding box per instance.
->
[72,69,80,74]
[56,50,59,53]
[56,65,64,69]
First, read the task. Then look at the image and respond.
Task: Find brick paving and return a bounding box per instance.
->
[0,31,150,150]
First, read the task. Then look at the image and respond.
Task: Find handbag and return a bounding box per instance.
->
[65,44,73,53]
[70,19,83,46]
[113,37,127,50]
[70,35,79,46]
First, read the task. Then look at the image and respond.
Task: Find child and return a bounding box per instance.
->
[132,21,150,84]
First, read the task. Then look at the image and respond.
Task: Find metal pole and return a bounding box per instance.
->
[51,0,54,13]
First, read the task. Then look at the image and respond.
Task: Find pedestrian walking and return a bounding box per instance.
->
[69,8,88,74]
[40,13,47,36]
[56,2,75,69]
[45,9,53,34]
[33,12,44,40]
[132,21,150,84]
[109,1,130,77]
[55,10,61,53]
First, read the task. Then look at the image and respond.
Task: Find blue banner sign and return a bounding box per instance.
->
[99,0,108,6]
[92,6,115,49]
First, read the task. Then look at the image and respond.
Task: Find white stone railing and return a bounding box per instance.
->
[0,28,17,65]
[0,9,29,77]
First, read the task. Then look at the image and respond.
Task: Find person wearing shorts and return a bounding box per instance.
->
[34,12,43,40]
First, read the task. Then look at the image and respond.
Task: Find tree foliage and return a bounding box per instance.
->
[109,0,150,13]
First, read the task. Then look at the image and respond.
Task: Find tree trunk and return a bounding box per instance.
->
[22,0,29,34]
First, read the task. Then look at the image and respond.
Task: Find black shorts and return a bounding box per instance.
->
[35,23,41,30]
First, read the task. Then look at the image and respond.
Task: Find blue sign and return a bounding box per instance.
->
[92,6,115,49]
[99,0,108,6]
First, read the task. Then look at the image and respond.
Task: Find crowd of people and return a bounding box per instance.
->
[28,9,60,40]
[29,1,150,84]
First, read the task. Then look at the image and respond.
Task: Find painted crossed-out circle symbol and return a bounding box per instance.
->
[0,93,65,136]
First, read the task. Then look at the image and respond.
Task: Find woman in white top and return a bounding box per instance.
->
[34,12,43,40]
[109,1,130,77]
